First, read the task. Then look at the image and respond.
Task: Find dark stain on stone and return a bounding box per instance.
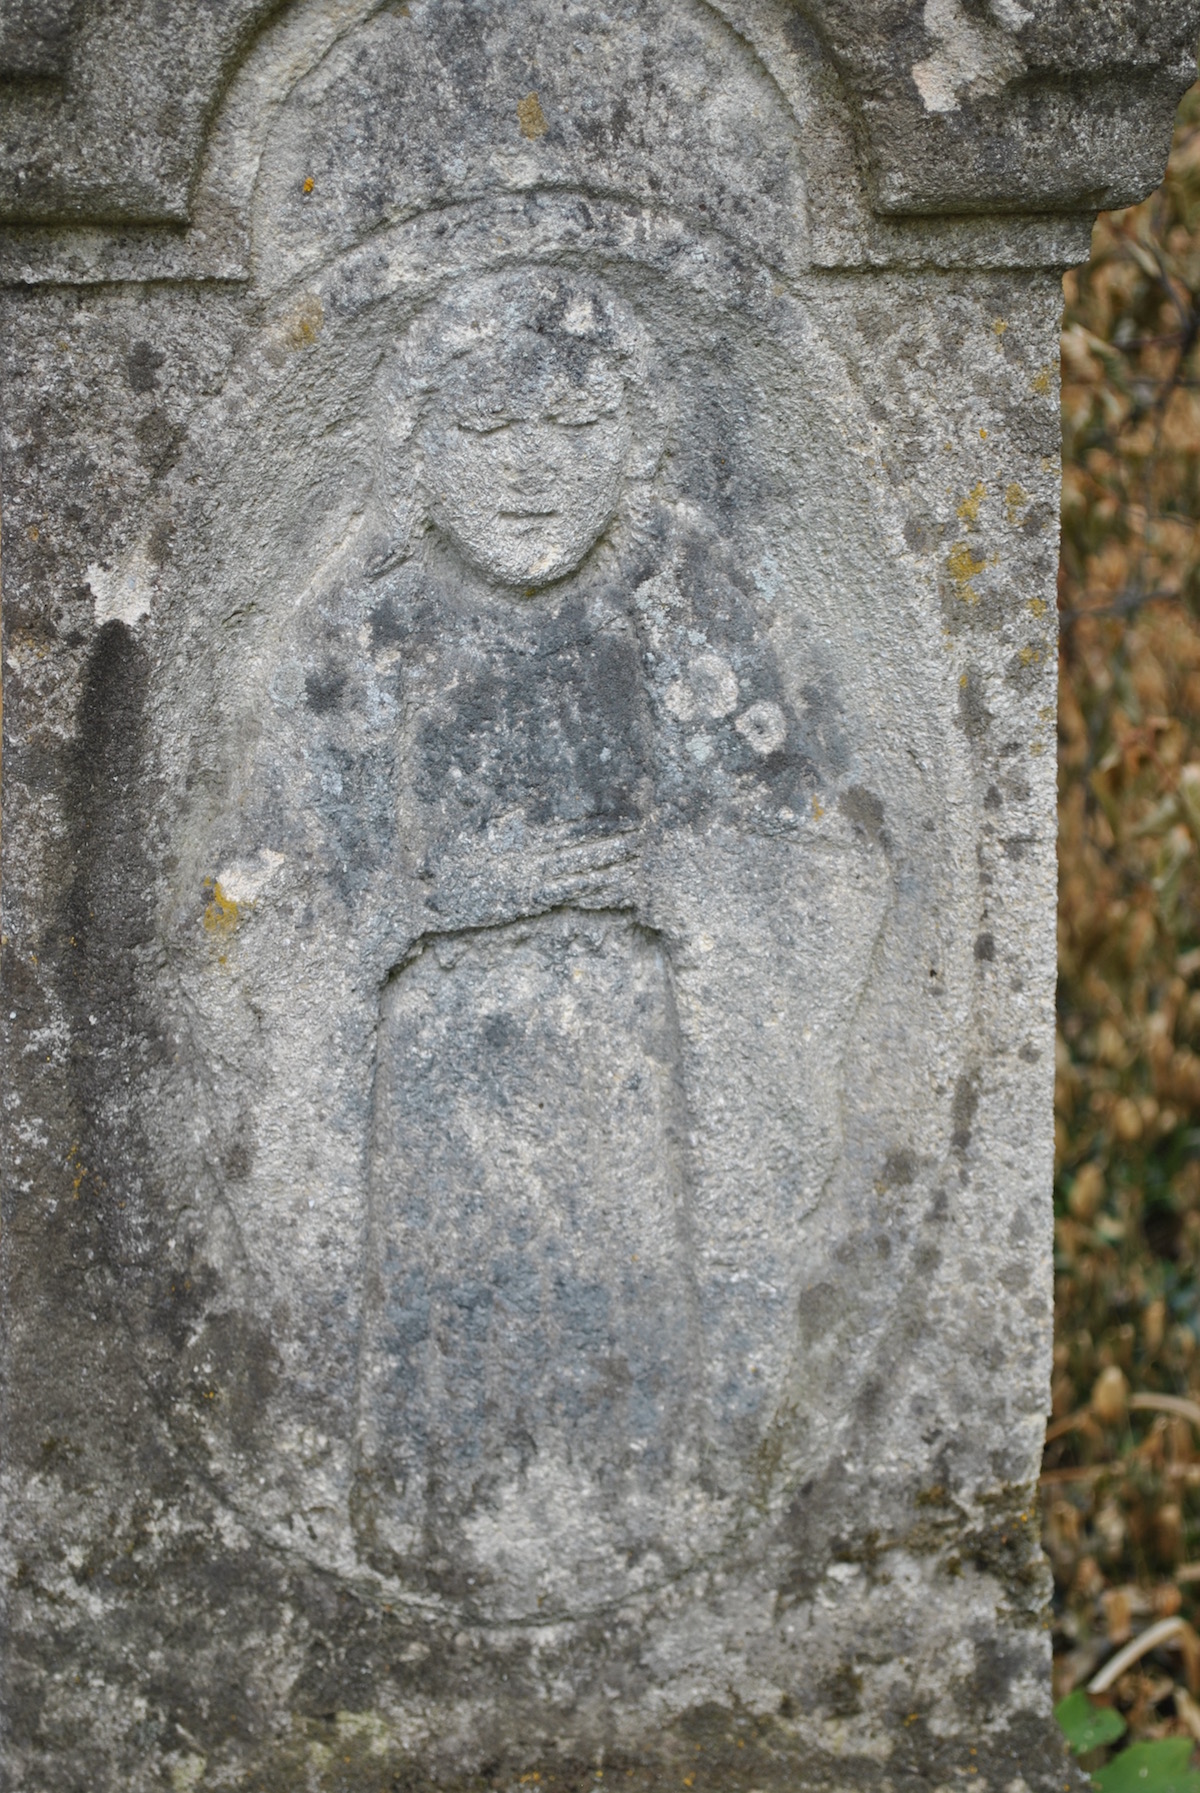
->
[774,1463,845,1602]
[855,1374,887,1422]
[902,512,935,553]
[796,1280,842,1346]
[126,339,165,393]
[369,596,408,652]
[882,1146,916,1187]
[135,408,184,475]
[956,664,991,739]
[305,666,347,713]
[147,515,174,565]
[62,620,156,1240]
[221,1114,254,1183]
[913,1238,942,1276]
[951,1072,978,1153]
[780,5,822,60]
[414,613,648,834]
[974,931,995,961]
[839,782,885,842]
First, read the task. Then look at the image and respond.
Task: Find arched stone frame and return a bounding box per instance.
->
[135,0,976,1623]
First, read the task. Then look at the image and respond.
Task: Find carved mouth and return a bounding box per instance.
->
[499,507,558,520]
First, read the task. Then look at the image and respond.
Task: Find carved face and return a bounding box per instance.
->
[418,327,632,590]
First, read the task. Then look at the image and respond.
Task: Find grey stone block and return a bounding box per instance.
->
[1,1,1194,1787]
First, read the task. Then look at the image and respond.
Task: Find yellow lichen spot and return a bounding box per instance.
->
[811,794,825,820]
[946,540,988,602]
[993,319,1008,336]
[979,428,988,440]
[956,481,985,528]
[1031,739,1045,756]
[27,523,39,541]
[67,1141,88,1200]
[203,881,241,939]
[302,175,315,194]
[279,293,324,351]
[1032,364,1055,396]
[517,91,548,139]
[1004,481,1027,523]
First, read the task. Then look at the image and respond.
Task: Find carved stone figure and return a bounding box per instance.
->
[354,274,701,1610]
[261,268,892,1615]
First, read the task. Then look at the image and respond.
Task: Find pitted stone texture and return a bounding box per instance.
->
[0,0,79,78]
[0,0,1160,1789]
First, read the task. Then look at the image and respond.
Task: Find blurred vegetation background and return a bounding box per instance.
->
[1045,77,1200,1746]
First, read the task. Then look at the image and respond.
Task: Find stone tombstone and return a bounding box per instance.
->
[0,5,1195,1791]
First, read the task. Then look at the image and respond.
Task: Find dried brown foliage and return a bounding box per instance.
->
[1046,81,1200,1736]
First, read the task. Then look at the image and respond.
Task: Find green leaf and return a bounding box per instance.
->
[1054,1689,1128,1754]
[1092,1738,1200,1793]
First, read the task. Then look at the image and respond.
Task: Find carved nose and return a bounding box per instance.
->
[504,424,557,486]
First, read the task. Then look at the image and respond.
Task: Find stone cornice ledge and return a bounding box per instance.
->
[798,0,1200,215]
[0,0,1196,282]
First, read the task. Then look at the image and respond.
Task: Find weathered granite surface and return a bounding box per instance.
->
[1,3,1196,1790]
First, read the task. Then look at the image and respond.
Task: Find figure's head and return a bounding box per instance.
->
[380,270,660,590]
